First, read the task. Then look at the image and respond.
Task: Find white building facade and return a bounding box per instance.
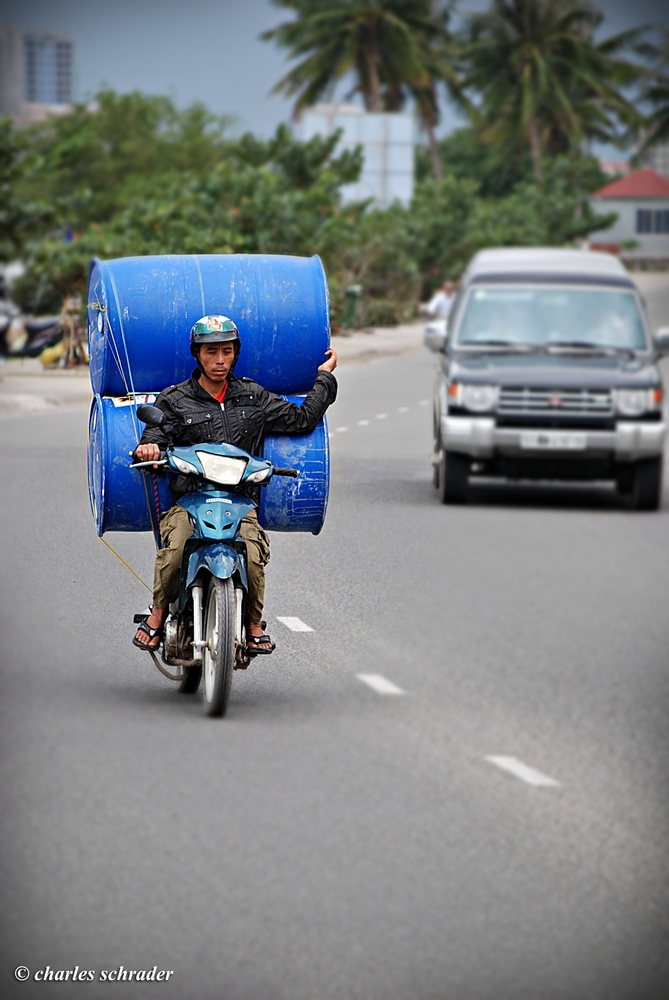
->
[302,104,414,208]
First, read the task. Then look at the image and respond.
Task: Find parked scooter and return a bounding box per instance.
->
[131,404,298,717]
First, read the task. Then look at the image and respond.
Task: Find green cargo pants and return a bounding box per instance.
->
[152,505,270,623]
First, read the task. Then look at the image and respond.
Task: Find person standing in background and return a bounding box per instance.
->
[426,280,456,320]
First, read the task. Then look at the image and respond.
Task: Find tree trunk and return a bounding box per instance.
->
[367,43,382,112]
[425,118,443,180]
[528,118,542,179]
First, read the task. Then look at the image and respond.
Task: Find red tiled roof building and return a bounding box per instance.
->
[589,168,669,260]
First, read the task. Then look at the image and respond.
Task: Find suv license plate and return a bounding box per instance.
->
[520,431,587,451]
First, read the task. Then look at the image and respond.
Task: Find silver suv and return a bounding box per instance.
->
[425,248,669,509]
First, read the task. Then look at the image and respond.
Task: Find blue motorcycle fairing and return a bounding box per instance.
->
[185,542,248,593]
[168,441,271,484]
[177,490,256,541]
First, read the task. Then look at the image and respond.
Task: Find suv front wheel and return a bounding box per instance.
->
[439,450,470,504]
[630,457,663,511]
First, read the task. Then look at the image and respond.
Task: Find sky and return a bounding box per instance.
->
[3,0,669,142]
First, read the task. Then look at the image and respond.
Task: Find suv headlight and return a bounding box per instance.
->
[196,451,247,485]
[614,388,663,416]
[448,383,499,413]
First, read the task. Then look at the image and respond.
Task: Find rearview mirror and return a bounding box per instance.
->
[136,404,165,427]
[654,328,669,356]
[424,319,447,353]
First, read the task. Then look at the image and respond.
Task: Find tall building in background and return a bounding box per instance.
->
[0,22,74,123]
[302,104,414,209]
[24,31,73,105]
[0,23,22,116]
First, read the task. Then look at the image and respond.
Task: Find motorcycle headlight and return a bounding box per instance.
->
[245,467,271,484]
[614,388,661,416]
[172,455,199,475]
[196,451,247,485]
[455,383,499,412]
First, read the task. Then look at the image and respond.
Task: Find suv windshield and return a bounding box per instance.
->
[455,286,647,351]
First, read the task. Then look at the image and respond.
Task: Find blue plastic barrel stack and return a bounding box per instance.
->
[87,253,331,536]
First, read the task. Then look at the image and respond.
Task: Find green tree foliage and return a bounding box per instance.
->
[415,125,530,195]
[410,153,612,297]
[0,118,53,261]
[12,89,235,234]
[9,88,615,321]
[459,0,645,179]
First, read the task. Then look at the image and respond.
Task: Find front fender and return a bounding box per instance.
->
[186,543,248,591]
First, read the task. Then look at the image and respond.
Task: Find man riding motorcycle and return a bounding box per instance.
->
[132,314,337,654]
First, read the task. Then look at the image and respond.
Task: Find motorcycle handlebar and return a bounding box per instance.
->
[128,451,299,479]
[129,450,168,469]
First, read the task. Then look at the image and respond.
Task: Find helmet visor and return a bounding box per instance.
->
[191,329,239,344]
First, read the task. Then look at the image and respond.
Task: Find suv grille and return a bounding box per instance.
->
[498,388,612,414]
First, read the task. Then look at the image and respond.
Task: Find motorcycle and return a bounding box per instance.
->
[131,404,298,717]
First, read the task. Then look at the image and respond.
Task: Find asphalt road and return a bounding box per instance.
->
[1,285,669,999]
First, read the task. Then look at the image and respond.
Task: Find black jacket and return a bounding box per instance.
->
[138,367,337,502]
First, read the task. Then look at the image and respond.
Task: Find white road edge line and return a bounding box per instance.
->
[485,756,560,787]
[276,617,314,632]
[356,673,405,695]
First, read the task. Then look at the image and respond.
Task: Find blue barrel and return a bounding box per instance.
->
[88,394,173,534]
[88,394,329,536]
[88,254,330,397]
[258,397,330,535]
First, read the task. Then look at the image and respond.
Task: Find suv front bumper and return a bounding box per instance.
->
[440,415,666,461]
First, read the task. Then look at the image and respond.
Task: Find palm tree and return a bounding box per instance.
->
[262,0,454,177]
[637,28,669,155]
[460,0,645,179]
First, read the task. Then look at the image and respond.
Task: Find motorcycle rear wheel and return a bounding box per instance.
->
[202,577,235,717]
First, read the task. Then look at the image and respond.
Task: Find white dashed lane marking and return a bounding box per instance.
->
[356,674,405,695]
[276,617,314,632]
[329,404,427,435]
[485,756,560,787]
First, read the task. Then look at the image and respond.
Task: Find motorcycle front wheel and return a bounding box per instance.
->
[202,576,235,717]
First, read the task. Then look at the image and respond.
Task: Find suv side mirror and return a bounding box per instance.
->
[424,319,447,353]
[654,328,669,356]
[136,404,165,427]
